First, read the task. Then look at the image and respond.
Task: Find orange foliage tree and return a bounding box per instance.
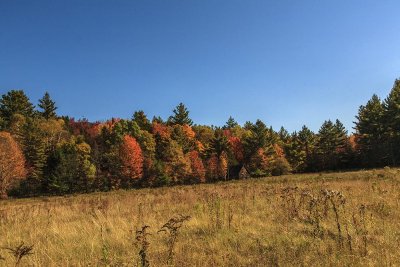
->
[218,152,228,180]
[182,124,196,139]
[206,154,218,181]
[228,136,244,163]
[0,132,27,198]
[119,135,143,180]
[188,150,206,183]
[206,152,227,181]
[152,122,171,139]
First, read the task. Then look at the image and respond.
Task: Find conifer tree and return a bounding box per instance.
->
[209,129,229,157]
[315,120,349,170]
[45,137,96,194]
[285,132,306,172]
[242,120,275,162]
[223,116,239,129]
[22,118,47,180]
[298,125,316,170]
[354,94,386,166]
[168,103,193,126]
[38,92,57,119]
[0,90,35,127]
[383,79,400,165]
[133,110,151,131]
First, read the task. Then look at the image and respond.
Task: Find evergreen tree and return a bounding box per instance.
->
[152,116,164,124]
[0,90,35,127]
[23,119,47,179]
[168,103,193,126]
[242,120,275,161]
[208,129,229,157]
[171,124,196,153]
[223,116,239,129]
[38,92,57,119]
[285,132,307,172]
[297,125,316,171]
[278,127,290,143]
[354,94,386,166]
[133,110,151,131]
[45,137,96,194]
[383,79,400,165]
[315,120,349,171]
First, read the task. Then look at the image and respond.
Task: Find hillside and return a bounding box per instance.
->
[1,168,400,266]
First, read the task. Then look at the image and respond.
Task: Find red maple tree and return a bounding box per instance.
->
[188,150,206,182]
[119,135,144,180]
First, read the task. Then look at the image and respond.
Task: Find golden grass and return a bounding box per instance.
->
[1,168,400,266]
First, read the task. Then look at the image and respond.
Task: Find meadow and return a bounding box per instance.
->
[1,168,400,266]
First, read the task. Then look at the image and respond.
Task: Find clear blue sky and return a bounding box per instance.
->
[1,1,400,132]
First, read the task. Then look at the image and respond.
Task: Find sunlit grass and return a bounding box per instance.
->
[1,168,400,266]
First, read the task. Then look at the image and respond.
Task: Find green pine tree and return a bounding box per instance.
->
[133,110,151,131]
[223,116,239,129]
[297,125,316,171]
[354,94,386,166]
[315,120,349,171]
[208,128,229,157]
[0,90,35,127]
[168,103,193,126]
[38,92,57,119]
[383,79,400,165]
[285,132,307,172]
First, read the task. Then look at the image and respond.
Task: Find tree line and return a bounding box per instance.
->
[0,78,399,198]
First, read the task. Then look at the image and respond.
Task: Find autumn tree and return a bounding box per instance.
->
[168,103,193,126]
[187,150,206,183]
[135,129,156,180]
[269,144,291,176]
[218,152,228,180]
[192,125,214,146]
[7,113,26,144]
[119,135,144,183]
[163,140,191,183]
[0,132,27,198]
[228,135,244,164]
[38,92,57,119]
[206,154,218,181]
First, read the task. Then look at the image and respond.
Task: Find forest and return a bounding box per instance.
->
[0,78,399,199]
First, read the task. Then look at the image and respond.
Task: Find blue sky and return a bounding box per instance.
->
[1,1,400,132]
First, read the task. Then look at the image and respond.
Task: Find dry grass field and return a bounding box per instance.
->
[1,168,400,266]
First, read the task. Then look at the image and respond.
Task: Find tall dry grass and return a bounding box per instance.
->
[1,168,400,266]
